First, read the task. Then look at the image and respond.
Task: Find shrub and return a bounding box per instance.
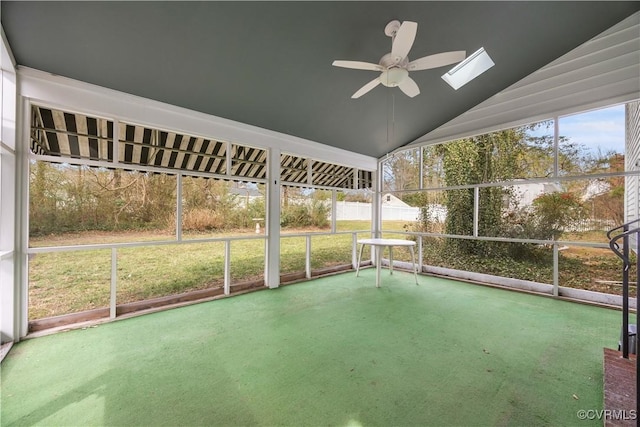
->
[281,204,312,228]
[532,192,586,239]
[310,200,329,228]
[280,201,330,229]
[181,208,225,231]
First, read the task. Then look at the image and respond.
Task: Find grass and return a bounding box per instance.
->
[382,230,632,297]
[116,242,227,302]
[28,224,375,319]
[28,249,112,316]
[27,221,630,321]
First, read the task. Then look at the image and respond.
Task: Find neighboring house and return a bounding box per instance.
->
[229,183,263,207]
[581,180,611,202]
[381,193,410,207]
[507,182,562,209]
[381,193,420,221]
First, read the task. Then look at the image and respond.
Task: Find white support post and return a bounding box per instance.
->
[305,236,311,279]
[553,242,559,297]
[372,169,380,266]
[263,238,268,287]
[553,117,559,178]
[375,246,381,287]
[112,119,119,165]
[372,169,381,238]
[0,60,17,343]
[0,151,16,343]
[17,97,30,339]
[331,190,337,234]
[110,248,117,318]
[418,147,424,189]
[418,235,423,274]
[224,240,231,295]
[266,147,281,288]
[0,253,15,343]
[473,187,479,237]
[176,174,182,241]
[110,121,121,318]
[226,141,232,176]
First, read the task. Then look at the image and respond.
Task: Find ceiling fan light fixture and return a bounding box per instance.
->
[380,67,409,87]
[442,47,494,90]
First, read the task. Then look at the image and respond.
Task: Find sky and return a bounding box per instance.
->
[558,104,625,155]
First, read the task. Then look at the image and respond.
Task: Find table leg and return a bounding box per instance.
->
[389,246,393,275]
[355,243,365,277]
[375,246,381,288]
[411,246,418,284]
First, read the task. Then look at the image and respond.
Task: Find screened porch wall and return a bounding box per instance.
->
[24,99,377,329]
[380,103,639,304]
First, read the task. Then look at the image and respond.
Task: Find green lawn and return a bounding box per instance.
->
[27,221,628,321]
[28,223,376,320]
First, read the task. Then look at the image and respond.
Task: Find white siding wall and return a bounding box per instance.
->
[625,100,640,228]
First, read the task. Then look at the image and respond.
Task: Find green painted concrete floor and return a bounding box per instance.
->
[0,269,625,426]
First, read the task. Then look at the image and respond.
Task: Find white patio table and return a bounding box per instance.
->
[355,238,418,287]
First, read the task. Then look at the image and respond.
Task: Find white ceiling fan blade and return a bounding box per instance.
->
[398,76,420,98]
[391,21,417,63]
[408,51,466,71]
[352,78,381,99]
[332,60,383,71]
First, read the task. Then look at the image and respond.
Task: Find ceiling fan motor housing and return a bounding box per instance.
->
[379,54,410,86]
[380,53,409,68]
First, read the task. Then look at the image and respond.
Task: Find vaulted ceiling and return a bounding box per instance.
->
[2,1,639,158]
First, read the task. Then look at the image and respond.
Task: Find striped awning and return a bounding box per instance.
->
[30,105,372,189]
[279,154,373,189]
[312,161,352,188]
[280,154,308,184]
[31,105,113,160]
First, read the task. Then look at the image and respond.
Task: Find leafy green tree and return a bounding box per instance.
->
[532,192,586,239]
[425,121,589,255]
[436,131,523,253]
[586,152,625,226]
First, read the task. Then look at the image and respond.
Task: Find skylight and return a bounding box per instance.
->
[442,47,494,90]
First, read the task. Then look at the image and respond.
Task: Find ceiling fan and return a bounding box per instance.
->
[332,20,466,99]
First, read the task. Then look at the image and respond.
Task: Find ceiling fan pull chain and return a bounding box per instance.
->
[392,92,396,147]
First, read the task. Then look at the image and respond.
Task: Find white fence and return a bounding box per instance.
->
[335,201,420,221]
